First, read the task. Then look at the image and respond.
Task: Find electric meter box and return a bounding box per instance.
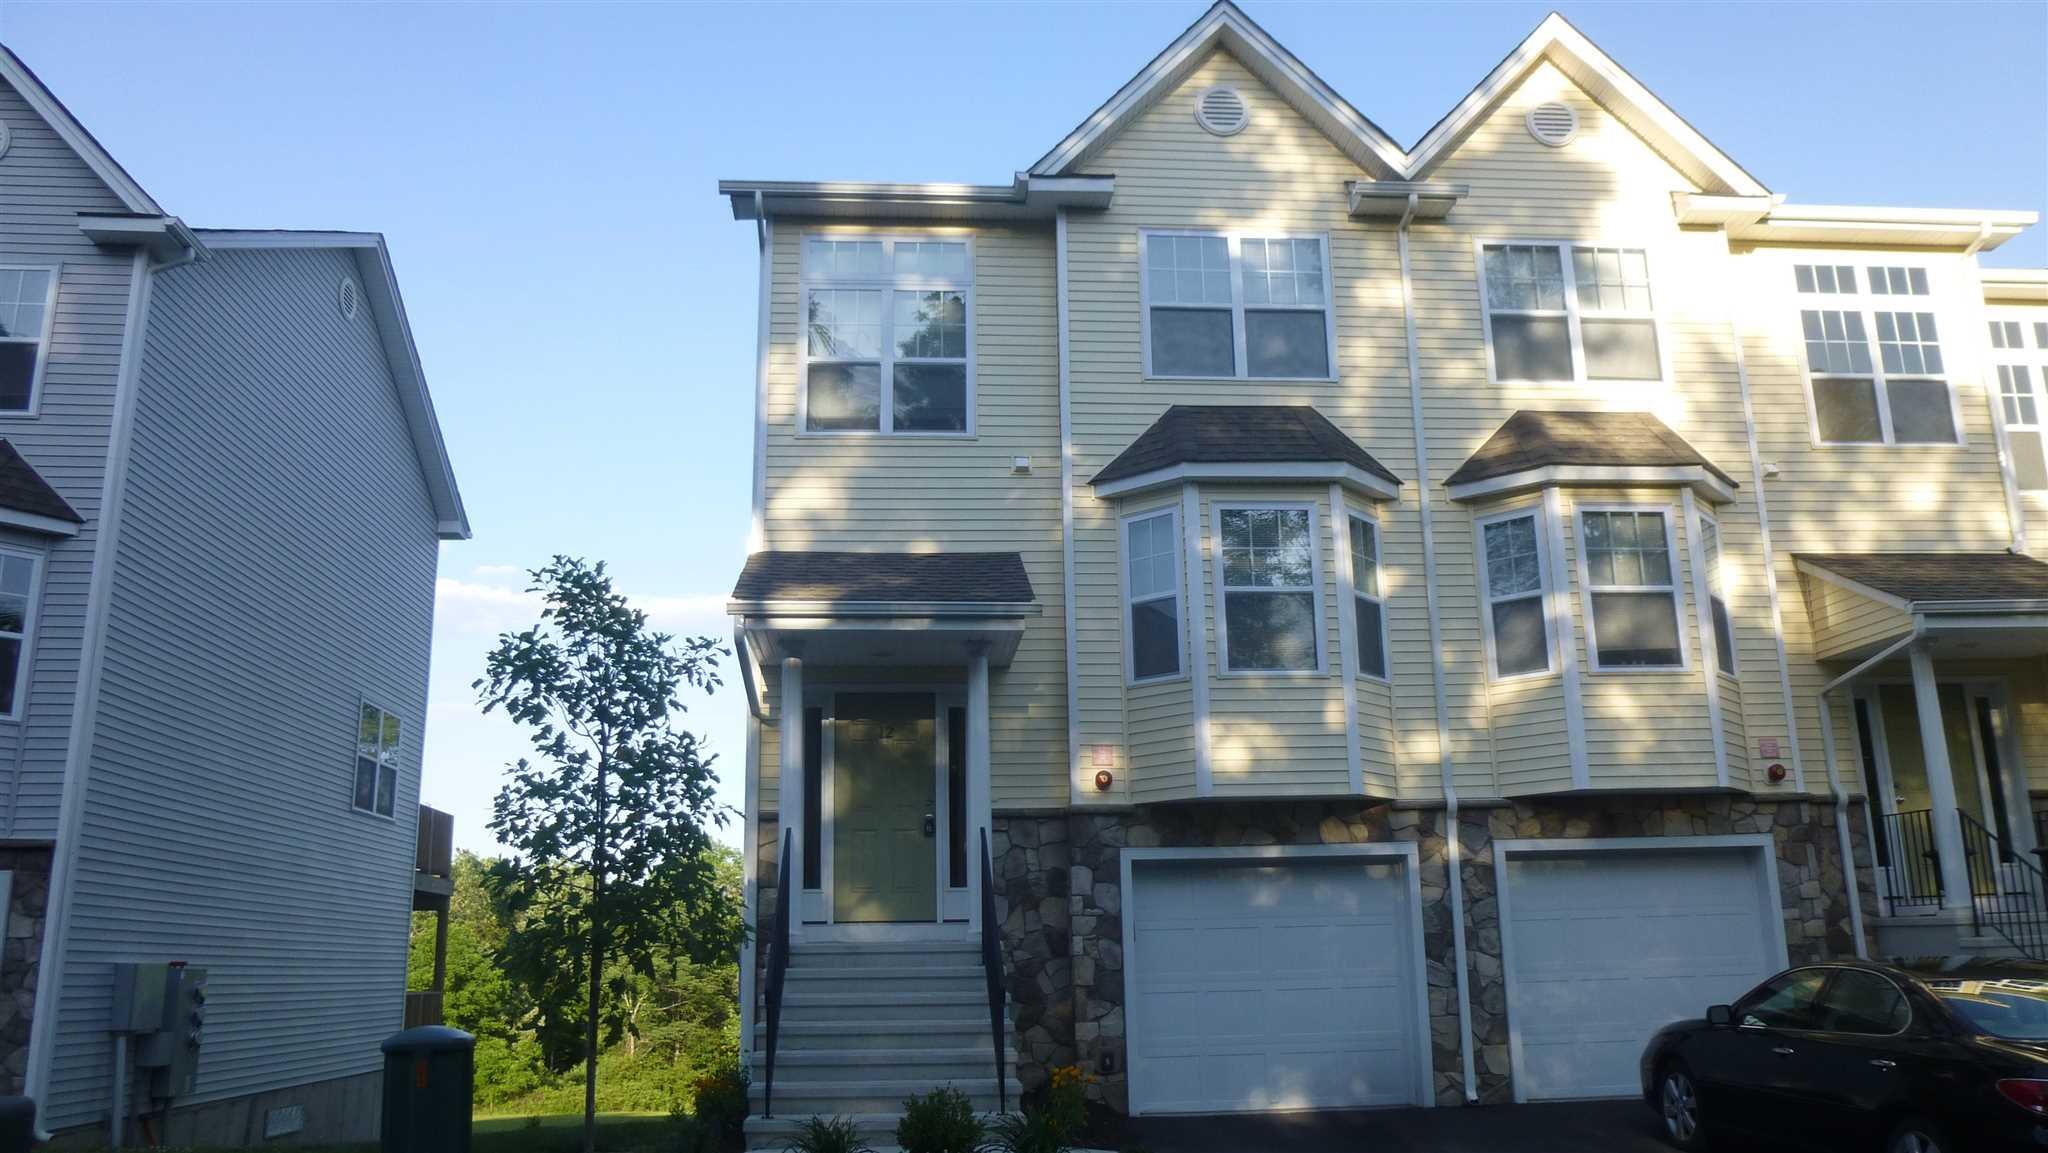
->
[109,963,170,1034]
[136,965,207,1097]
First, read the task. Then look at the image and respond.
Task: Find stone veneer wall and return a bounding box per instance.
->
[990,794,1870,1111]
[0,847,50,1096]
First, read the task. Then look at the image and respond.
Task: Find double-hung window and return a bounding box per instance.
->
[801,236,971,434]
[1122,508,1183,682]
[1580,509,1684,670]
[0,268,57,412]
[1993,318,2048,491]
[0,550,36,718]
[1143,232,1333,380]
[1479,242,1662,382]
[354,702,402,817]
[1794,262,1956,445]
[1697,515,1736,675]
[1479,510,1551,679]
[1347,516,1387,679]
[1217,505,1321,672]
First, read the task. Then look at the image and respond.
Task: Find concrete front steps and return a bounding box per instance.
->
[743,940,1022,1152]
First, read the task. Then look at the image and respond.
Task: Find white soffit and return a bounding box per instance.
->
[1984,269,2048,305]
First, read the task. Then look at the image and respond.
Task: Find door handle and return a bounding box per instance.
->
[1870,1059,1897,1070]
[922,813,936,837]
[1771,1046,1796,1056]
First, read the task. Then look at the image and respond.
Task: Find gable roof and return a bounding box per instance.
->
[1403,12,1767,195]
[0,439,83,536]
[0,44,161,215]
[1445,409,1737,503]
[731,551,1035,609]
[195,231,470,540]
[1092,404,1400,491]
[1794,552,2048,609]
[1030,1,1407,180]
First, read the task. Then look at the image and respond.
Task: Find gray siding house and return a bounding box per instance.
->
[0,46,468,1144]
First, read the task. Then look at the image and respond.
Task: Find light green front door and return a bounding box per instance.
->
[833,692,937,923]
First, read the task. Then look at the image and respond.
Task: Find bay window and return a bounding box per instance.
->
[1143,232,1333,380]
[801,236,971,434]
[1122,508,1183,683]
[1479,510,1552,679]
[1697,515,1736,674]
[1347,515,1386,679]
[1216,505,1321,672]
[1579,509,1684,670]
[1479,242,1662,383]
[1794,263,1956,445]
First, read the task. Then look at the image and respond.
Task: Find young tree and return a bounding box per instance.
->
[478,557,743,1153]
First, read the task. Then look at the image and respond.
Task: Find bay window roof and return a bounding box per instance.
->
[1090,404,1401,499]
[1445,409,1737,503]
[0,440,82,536]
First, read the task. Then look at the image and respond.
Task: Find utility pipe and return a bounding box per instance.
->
[1815,629,1921,959]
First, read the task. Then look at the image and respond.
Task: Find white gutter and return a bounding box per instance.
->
[1397,192,1477,1102]
[1056,208,1082,803]
[1813,629,1921,959]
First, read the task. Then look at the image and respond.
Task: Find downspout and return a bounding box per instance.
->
[1814,628,1920,960]
[749,192,771,555]
[1398,192,1478,1103]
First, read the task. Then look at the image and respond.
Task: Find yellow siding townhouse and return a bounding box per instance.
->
[719,4,2046,1136]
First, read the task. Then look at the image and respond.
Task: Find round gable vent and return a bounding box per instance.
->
[337,276,359,321]
[1525,101,1580,147]
[1195,86,1248,136]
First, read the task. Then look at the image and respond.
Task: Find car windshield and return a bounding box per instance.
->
[1927,977,2048,1039]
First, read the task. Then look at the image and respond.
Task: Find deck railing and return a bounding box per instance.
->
[404,990,443,1028]
[416,805,454,880]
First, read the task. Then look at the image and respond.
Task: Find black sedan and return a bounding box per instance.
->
[1639,958,2048,1153]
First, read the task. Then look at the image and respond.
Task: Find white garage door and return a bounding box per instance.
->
[1500,845,1782,1101]
[1126,854,1426,1114]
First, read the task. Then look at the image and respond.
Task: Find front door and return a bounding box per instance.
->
[1866,682,2025,903]
[831,692,938,923]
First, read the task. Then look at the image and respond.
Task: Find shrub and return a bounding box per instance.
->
[896,1085,985,1153]
[787,1115,874,1153]
[987,1109,1067,1153]
[691,1062,750,1153]
[1044,1065,1092,1143]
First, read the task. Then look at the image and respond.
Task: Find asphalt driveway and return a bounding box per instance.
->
[1125,1099,1692,1153]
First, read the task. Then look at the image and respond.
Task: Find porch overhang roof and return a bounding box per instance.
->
[1797,552,2048,662]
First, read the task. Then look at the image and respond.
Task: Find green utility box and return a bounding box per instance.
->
[380,1025,474,1153]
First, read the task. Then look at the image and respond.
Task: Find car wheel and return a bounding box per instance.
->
[1657,1064,1708,1151]
[1887,1117,1950,1153]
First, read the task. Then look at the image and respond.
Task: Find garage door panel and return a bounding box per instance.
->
[1128,857,1424,1114]
[1502,847,1779,1102]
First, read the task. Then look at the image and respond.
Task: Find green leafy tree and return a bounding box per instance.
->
[477,557,744,1153]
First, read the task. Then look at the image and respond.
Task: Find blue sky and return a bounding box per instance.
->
[3,1,2041,852]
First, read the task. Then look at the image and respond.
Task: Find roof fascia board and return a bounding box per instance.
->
[1918,605,2048,620]
[1348,181,1468,219]
[1790,558,1914,613]
[1092,461,1400,502]
[0,508,80,537]
[1404,14,1769,198]
[1445,464,1736,505]
[1724,206,2037,251]
[343,244,469,540]
[0,47,161,215]
[77,214,204,263]
[1028,2,1404,180]
[719,177,1114,221]
[728,600,1039,619]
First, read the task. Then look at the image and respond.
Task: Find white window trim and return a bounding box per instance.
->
[1693,509,1737,678]
[0,545,41,722]
[1211,500,1326,677]
[1574,502,1691,674]
[1119,504,1186,686]
[1344,508,1390,682]
[1472,238,1672,386]
[351,699,401,819]
[1138,228,1339,382]
[795,232,976,438]
[0,265,59,417]
[1789,258,1966,449]
[1474,504,1556,683]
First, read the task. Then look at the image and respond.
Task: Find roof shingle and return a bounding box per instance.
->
[732,551,1034,605]
[1446,410,1736,489]
[1090,405,1400,487]
[1795,552,2048,605]
[0,440,82,526]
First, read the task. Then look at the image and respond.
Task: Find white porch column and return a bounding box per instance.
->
[1908,645,1974,911]
[779,653,805,930]
[967,643,992,931]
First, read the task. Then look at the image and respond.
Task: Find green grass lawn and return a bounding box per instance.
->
[75,1112,686,1153]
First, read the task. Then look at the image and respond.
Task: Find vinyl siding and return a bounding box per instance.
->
[44,246,440,1126]
[1800,575,1913,662]
[758,223,1065,809]
[0,76,138,840]
[1067,51,1417,804]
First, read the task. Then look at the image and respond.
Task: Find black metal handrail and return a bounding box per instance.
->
[979,829,1008,1114]
[1876,808,1948,913]
[762,830,793,1118]
[1961,810,2048,959]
